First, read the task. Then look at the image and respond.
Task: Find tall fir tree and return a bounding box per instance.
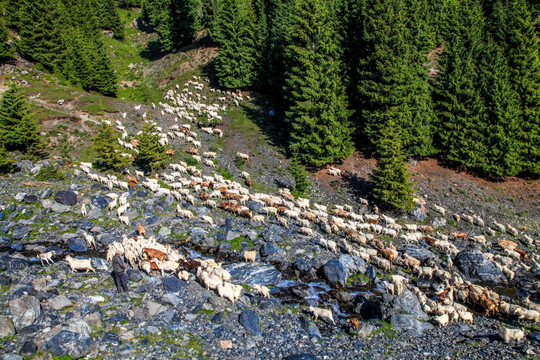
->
[370,117,415,211]
[0,145,14,174]
[214,0,258,88]
[136,122,167,172]
[92,123,131,170]
[0,84,45,155]
[142,0,175,51]
[283,0,354,167]
[92,0,125,38]
[171,0,202,45]
[0,20,14,63]
[356,0,434,158]
[434,0,487,169]
[201,0,222,41]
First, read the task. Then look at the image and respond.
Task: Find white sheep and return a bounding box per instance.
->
[253,284,270,298]
[434,313,449,327]
[38,250,55,265]
[119,215,129,225]
[308,306,335,325]
[499,327,525,343]
[243,250,257,262]
[84,233,97,249]
[81,204,87,218]
[65,255,95,273]
[236,152,249,161]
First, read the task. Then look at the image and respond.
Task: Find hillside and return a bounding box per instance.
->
[0,7,539,360]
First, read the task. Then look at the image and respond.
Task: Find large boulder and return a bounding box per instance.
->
[45,330,95,359]
[68,238,87,252]
[390,314,434,334]
[380,288,428,320]
[66,318,91,337]
[9,295,41,331]
[0,256,29,271]
[401,244,437,262]
[238,309,260,335]
[90,196,109,209]
[321,259,348,288]
[49,295,72,311]
[12,225,31,240]
[55,190,77,206]
[260,242,283,258]
[455,249,506,283]
[224,263,282,286]
[162,277,187,293]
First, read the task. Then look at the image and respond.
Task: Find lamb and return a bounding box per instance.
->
[433,204,446,216]
[243,250,257,262]
[413,265,434,280]
[253,284,271,298]
[458,310,474,323]
[308,306,335,325]
[65,255,95,273]
[118,215,129,225]
[252,215,265,223]
[328,168,340,176]
[236,152,249,161]
[201,215,214,226]
[178,270,191,282]
[434,313,449,327]
[515,307,540,323]
[201,272,222,290]
[471,235,487,245]
[299,227,313,236]
[38,250,55,265]
[499,327,525,343]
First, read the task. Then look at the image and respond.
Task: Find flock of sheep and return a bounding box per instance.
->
[34,77,539,342]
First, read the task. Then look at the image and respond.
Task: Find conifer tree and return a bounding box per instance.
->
[356,0,434,158]
[92,0,124,38]
[214,0,258,88]
[171,0,202,45]
[4,0,21,30]
[92,123,130,170]
[201,0,222,41]
[136,122,167,172]
[0,145,14,173]
[283,0,354,167]
[0,84,45,155]
[370,118,415,211]
[0,20,14,63]
[142,0,175,51]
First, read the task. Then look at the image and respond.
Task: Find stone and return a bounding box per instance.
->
[23,194,38,204]
[91,258,110,272]
[39,189,52,199]
[87,208,102,220]
[42,199,53,209]
[380,289,428,320]
[238,309,260,335]
[0,316,15,337]
[147,301,167,317]
[91,196,109,209]
[356,323,377,337]
[162,277,186,293]
[366,265,377,281]
[15,192,27,201]
[49,295,73,311]
[13,160,33,172]
[401,244,437,262]
[19,341,38,358]
[127,269,142,282]
[455,249,506,283]
[18,325,40,335]
[294,259,312,273]
[55,190,77,206]
[321,259,348,288]
[1,354,23,360]
[162,293,182,307]
[51,203,71,213]
[45,330,95,359]
[260,242,283,257]
[98,233,116,246]
[217,242,232,254]
[159,227,171,237]
[102,332,121,347]
[283,354,320,360]
[338,255,366,275]
[191,228,207,244]
[12,225,31,240]
[66,318,91,337]
[220,340,233,349]
[8,295,41,331]
[226,230,242,241]
[224,263,282,286]
[353,295,381,320]
[68,238,87,252]
[0,256,29,271]
[431,217,447,229]
[410,205,427,222]
[390,314,433,334]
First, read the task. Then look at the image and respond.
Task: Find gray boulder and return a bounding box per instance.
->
[51,203,71,213]
[238,309,260,335]
[455,249,505,283]
[401,244,437,262]
[68,238,87,252]
[191,228,207,244]
[55,190,77,206]
[380,288,428,320]
[9,295,41,331]
[321,259,348,287]
[410,205,427,222]
[66,318,91,337]
[390,314,434,334]
[224,263,282,286]
[0,316,15,337]
[45,330,95,359]
[49,295,72,311]
[12,225,31,240]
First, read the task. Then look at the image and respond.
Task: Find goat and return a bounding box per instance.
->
[65,255,95,273]
[38,250,55,265]
[243,250,257,262]
[308,306,335,325]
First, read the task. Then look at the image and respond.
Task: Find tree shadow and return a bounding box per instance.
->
[139,40,169,62]
[341,171,374,202]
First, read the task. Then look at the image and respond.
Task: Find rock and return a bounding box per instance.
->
[19,341,38,358]
[431,217,447,229]
[8,295,41,331]
[356,322,377,337]
[353,295,381,320]
[49,295,73,310]
[90,196,109,209]
[91,258,110,272]
[219,340,233,349]
[366,265,377,281]
[1,354,23,360]
[224,263,282,286]
[226,230,242,241]
[15,192,27,201]
[45,330,95,359]
[260,242,283,257]
[338,255,366,275]
[68,238,87,252]
[162,293,182,307]
[321,259,348,288]
[159,227,171,237]
[23,194,38,204]
[147,301,167,317]
[67,318,91,337]
[102,332,121,347]
[380,289,428,320]
[98,233,116,246]
[283,354,320,360]
[410,205,427,222]
[401,244,437,262]
[217,242,232,254]
[202,237,215,247]
[238,309,260,335]
[127,269,142,282]
[51,203,71,213]
[39,189,52,199]
[294,259,312,273]
[0,316,15,337]
[258,298,280,310]
[18,324,40,335]
[455,249,506,283]
[0,256,29,271]
[13,160,33,172]
[12,225,31,240]
[162,277,186,293]
[55,190,77,206]
[390,314,433,334]
[87,208,102,220]
[191,228,207,244]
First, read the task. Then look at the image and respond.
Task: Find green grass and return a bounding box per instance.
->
[347,272,369,286]
[228,236,245,251]
[217,166,234,181]
[35,166,65,181]
[369,320,397,338]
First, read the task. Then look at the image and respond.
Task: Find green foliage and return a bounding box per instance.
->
[370,118,415,211]
[0,145,14,173]
[214,0,258,88]
[35,166,65,181]
[283,0,354,167]
[0,84,46,156]
[92,123,131,170]
[136,122,167,172]
[92,0,125,38]
[0,20,14,62]
[287,156,310,197]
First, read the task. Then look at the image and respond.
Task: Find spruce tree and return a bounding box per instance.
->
[141,0,175,51]
[283,0,354,167]
[92,0,125,38]
[171,0,202,45]
[92,123,131,170]
[214,0,258,88]
[370,118,415,211]
[356,0,434,158]
[0,20,14,63]
[0,84,45,155]
[136,122,167,172]
[0,145,14,174]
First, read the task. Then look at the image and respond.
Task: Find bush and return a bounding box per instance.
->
[288,157,310,197]
[35,165,65,181]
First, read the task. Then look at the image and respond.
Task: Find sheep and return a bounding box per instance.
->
[154,259,180,277]
[81,204,87,218]
[413,265,434,280]
[434,313,449,327]
[253,284,271,298]
[236,152,249,161]
[38,250,55,265]
[243,250,257,262]
[65,255,95,273]
[458,310,474,323]
[515,307,540,323]
[308,306,335,325]
[433,204,446,216]
[471,235,487,245]
[217,283,237,304]
[200,272,222,291]
[119,215,129,225]
[178,270,191,282]
[499,327,525,343]
[252,215,265,223]
[391,275,408,296]
[84,233,97,249]
[299,227,313,236]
